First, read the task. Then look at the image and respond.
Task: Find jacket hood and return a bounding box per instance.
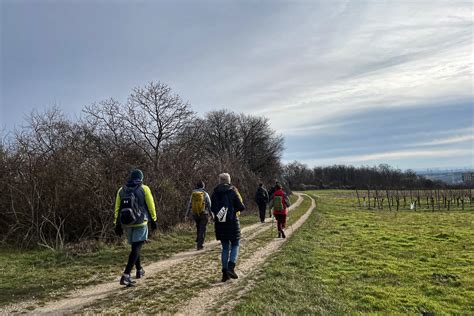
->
[215,183,232,193]
[126,179,143,187]
[274,188,285,196]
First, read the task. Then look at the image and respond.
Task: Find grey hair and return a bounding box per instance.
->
[219,173,231,184]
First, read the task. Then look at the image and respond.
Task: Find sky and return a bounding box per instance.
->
[1,0,473,170]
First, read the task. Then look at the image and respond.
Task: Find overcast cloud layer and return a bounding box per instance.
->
[1,0,473,170]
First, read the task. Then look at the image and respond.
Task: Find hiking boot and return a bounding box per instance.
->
[278,231,282,238]
[227,261,238,279]
[120,274,136,287]
[222,269,230,282]
[197,245,204,250]
[136,268,145,279]
[281,230,286,239]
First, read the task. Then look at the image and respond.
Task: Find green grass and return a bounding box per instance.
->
[0,204,268,308]
[234,190,474,314]
[0,227,197,307]
[83,193,312,314]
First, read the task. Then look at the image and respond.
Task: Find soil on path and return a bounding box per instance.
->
[176,193,316,315]
[2,194,306,315]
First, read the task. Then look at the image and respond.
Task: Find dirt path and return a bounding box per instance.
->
[176,193,316,315]
[3,194,305,315]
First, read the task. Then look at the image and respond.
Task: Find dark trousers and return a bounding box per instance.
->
[274,214,287,232]
[194,214,209,248]
[257,202,267,222]
[124,241,144,274]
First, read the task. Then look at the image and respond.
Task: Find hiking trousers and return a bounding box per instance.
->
[274,214,287,232]
[257,202,267,222]
[194,214,209,248]
[124,241,144,274]
[220,239,240,269]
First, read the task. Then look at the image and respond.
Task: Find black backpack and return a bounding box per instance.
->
[212,191,235,223]
[119,186,144,225]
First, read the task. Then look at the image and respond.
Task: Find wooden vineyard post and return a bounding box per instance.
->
[368,188,371,210]
[417,190,421,208]
[396,190,400,211]
[386,190,392,211]
[426,191,429,209]
[447,190,451,211]
[437,189,441,210]
[431,190,435,212]
[356,189,361,208]
[375,188,380,209]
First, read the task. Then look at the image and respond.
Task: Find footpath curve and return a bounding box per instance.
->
[2,194,305,315]
[177,193,316,315]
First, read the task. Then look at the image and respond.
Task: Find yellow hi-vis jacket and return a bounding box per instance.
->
[114,184,157,227]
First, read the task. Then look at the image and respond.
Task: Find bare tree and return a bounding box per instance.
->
[83,98,125,149]
[123,81,195,171]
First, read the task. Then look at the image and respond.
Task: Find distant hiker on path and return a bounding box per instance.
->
[255,183,269,223]
[114,169,157,287]
[269,183,290,238]
[211,173,246,282]
[185,180,212,250]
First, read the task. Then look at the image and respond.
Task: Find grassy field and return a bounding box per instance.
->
[0,226,199,307]
[234,190,474,314]
[0,201,269,308]
[81,194,310,314]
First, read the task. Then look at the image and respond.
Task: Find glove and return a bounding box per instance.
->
[150,220,158,231]
[114,223,123,237]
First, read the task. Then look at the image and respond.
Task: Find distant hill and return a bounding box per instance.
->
[417,169,474,184]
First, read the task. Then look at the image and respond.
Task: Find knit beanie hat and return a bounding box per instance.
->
[130,169,144,181]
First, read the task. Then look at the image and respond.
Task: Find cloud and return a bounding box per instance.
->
[2,1,472,169]
[409,133,474,147]
[290,148,473,167]
[350,149,472,162]
[231,1,473,135]
[278,121,349,136]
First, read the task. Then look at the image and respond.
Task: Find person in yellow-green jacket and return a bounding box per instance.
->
[114,169,157,287]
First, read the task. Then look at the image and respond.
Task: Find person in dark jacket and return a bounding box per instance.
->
[211,173,245,282]
[114,169,157,287]
[255,183,269,223]
[268,183,290,238]
[185,180,212,250]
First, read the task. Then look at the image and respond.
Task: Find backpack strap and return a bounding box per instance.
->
[122,184,141,195]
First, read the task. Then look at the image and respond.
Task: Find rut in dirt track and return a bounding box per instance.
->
[2,194,305,315]
[176,193,316,315]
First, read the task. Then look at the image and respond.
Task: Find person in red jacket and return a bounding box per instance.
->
[269,183,291,238]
